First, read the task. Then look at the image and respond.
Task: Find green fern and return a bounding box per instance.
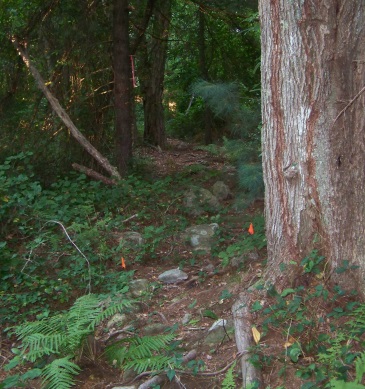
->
[328,351,365,388]
[329,380,365,389]
[106,334,177,374]
[355,352,365,384]
[221,360,236,389]
[124,355,174,375]
[41,356,81,389]
[4,293,131,388]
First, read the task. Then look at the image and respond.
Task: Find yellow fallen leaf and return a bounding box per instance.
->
[252,326,261,344]
[284,336,296,348]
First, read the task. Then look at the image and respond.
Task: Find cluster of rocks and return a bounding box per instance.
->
[108,275,234,389]
[107,180,260,388]
[183,180,232,216]
[117,180,231,253]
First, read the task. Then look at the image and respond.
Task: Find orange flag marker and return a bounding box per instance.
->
[248,223,254,235]
[121,257,126,269]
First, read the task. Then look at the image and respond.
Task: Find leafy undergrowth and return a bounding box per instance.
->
[1,141,365,389]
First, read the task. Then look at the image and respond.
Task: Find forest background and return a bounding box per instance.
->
[1,1,365,389]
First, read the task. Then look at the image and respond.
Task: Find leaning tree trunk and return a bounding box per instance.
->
[12,37,121,180]
[113,0,133,176]
[260,0,365,291]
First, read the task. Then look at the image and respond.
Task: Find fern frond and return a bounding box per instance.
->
[7,292,133,388]
[104,344,128,366]
[89,299,131,329]
[41,356,81,389]
[67,294,101,331]
[221,360,236,389]
[355,352,365,384]
[13,314,66,340]
[106,334,176,373]
[123,334,176,358]
[124,355,174,374]
[22,333,66,362]
[63,331,91,355]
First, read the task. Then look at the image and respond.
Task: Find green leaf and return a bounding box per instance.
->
[219,289,233,300]
[0,374,21,389]
[202,310,218,320]
[251,301,262,312]
[4,356,21,371]
[330,379,365,389]
[166,369,175,381]
[281,288,296,297]
[188,299,197,309]
[289,346,302,363]
[21,368,42,380]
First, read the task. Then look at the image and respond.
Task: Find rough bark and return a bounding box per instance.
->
[11,37,121,180]
[260,1,365,291]
[232,293,263,387]
[140,0,172,148]
[113,0,133,175]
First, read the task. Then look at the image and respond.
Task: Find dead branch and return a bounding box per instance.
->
[232,293,263,388]
[11,36,121,180]
[72,163,117,185]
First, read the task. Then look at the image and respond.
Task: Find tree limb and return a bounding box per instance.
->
[72,163,117,185]
[11,36,121,180]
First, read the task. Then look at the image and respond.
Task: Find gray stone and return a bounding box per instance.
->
[129,279,149,297]
[158,268,188,284]
[143,323,170,336]
[182,313,192,325]
[107,313,129,329]
[211,181,231,201]
[121,368,139,383]
[183,187,220,216]
[118,231,144,247]
[183,223,219,252]
[208,319,228,332]
[231,251,260,268]
[204,319,234,345]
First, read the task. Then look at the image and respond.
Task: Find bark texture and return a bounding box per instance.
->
[232,294,263,387]
[260,1,365,290]
[140,0,171,148]
[113,0,133,175]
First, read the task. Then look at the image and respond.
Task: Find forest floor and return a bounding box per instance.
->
[1,139,361,389]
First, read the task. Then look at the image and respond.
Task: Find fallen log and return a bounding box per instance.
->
[232,293,263,388]
[72,163,117,185]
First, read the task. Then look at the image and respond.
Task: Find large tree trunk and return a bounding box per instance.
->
[140,0,172,148]
[260,1,365,291]
[113,0,133,175]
